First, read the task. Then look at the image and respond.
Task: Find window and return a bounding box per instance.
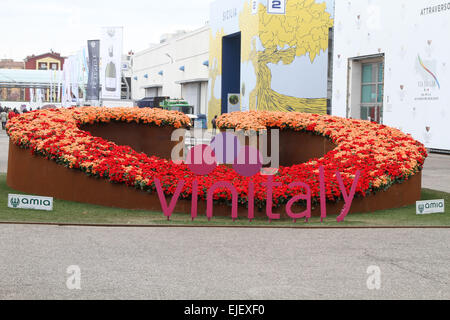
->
[360,62,384,123]
[38,62,48,70]
[50,63,58,70]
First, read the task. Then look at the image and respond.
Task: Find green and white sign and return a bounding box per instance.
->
[8,194,53,211]
[416,199,445,215]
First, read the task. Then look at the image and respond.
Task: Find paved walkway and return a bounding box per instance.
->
[1,129,450,192]
[0,130,8,173]
[0,225,448,300]
[422,153,450,193]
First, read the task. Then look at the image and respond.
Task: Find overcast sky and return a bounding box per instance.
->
[0,0,212,60]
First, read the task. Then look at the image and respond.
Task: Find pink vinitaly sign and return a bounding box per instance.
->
[154,130,362,223]
[154,169,361,223]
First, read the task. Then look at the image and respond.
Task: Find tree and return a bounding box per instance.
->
[240,0,333,113]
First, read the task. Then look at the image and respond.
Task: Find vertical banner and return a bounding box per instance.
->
[30,88,35,103]
[100,27,123,100]
[87,40,100,101]
[70,55,80,104]
[62,57,71,107]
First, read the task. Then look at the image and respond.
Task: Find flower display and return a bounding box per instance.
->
[7,108,427,211]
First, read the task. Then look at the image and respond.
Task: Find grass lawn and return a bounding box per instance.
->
[0,173,449,228]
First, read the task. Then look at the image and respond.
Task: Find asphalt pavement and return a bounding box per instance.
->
[0,128,450,300]
[422,153,450,193]
[0,225,448,300]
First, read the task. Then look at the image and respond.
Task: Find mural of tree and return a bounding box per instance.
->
[240,0,333,113]
[208,29,225,123]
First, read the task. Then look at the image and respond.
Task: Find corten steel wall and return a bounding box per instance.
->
[6,126,422,218]
[278,130,336,167]
[79,122,182,160]
[234,129,336,167]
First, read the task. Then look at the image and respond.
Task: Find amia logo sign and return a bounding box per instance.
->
[8,194,53,211]
[416,199,445,215]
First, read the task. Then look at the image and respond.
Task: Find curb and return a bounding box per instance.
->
[0,221,449,230]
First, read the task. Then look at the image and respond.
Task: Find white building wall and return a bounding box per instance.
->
[332,0,450,151]
[131,26,210,109]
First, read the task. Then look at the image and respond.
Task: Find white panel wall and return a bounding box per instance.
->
[131,26,210,103]
[332,0,450,150]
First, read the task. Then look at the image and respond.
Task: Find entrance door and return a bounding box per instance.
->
[145,87,161,97]
[181,82,200,114]
[221,32,241,114]
[360,62,384,123]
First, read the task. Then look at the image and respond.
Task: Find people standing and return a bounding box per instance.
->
[0,108,7,130]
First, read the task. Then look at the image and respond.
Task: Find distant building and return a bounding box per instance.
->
[24,51,65,102]
[132,26,210,115]
[0,59,25,102]
[24,51,65,71]
[0,59,24,69]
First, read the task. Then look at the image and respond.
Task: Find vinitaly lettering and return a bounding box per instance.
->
[166,128,361,223]
[153,168,361,223]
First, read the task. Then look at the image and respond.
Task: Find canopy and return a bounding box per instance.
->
[0,69,63,89]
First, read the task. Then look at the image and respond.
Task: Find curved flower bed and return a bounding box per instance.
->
[7,108,427,210]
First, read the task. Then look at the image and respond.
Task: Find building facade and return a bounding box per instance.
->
[0,59,25,102]
[25,51,65,71]
[332,0,450,151]
[24,52,65,102]
[131,26,210,115]
[131,0,449,151]
[208,0,334,122]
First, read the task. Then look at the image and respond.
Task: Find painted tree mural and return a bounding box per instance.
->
[242,0,333,113]
[208,0,333,122]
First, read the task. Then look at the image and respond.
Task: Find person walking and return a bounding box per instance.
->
[211,115,217,135]
[1,108,7,130]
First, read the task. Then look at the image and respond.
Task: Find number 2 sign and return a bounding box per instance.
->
[267,0,286,14]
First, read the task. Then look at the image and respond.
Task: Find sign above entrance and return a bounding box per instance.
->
[267,0,286,15]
